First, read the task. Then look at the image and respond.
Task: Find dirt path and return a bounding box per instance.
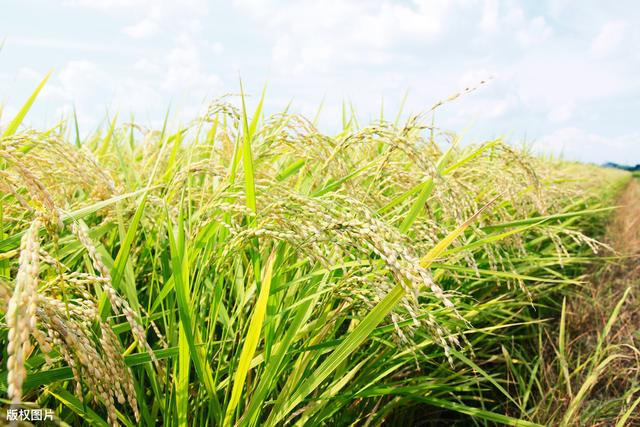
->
[574,178,640,337]
[587,178,640,341]
[606,178,640,262]
[555,177,640,424]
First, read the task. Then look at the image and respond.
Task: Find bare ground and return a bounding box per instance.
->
[541,178,640,425]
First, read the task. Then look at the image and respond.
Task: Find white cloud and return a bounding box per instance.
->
[452,94,517,123]
[480,4,553,48]
[547,101,575,123]
[12,36,121,53]
[40,60,166,129]
[515,16,553,47]
[59,60,109,99]
[123,18,160,38]
[15,67,41,82]
[40,61,114,129]
[479,0,499,33]
[112,78,164,113]
[133,58,161,73]
[535,127,639,164]
[511,48,637,115]
[65,0,208,40]
[235,0,456,74]
[0,105,19,128]
[591,20,627,57]
[209,41,224,54]
[162,37,222,92]
[20,35,222,130]
[62,0,133,9]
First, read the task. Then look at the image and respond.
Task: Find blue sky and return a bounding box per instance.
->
[1,0,638,164]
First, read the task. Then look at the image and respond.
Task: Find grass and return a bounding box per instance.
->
[0,78,637,426]
[526,178,640,426]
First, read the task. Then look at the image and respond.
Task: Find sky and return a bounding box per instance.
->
[0,0,638,164]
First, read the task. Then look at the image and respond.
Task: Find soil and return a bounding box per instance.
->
[561,177,640,423]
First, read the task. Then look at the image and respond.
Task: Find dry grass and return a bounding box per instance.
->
[533,179,640,426]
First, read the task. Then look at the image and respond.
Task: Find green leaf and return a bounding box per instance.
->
[176,323,191,427]
[47,389,110,427]
[416,396,543,427]
[399,142,455,233]
[72,105,81,147]
[0,187,155,252]
[110,192,148,310]
[449,348,524,412]
[98,113,118,157]
[2,70,51,137]
[239,80,265,213]
[0,348,179,393]
[166,209,221,419]
[266,282,406,427]
[481,206,617,232]
[224,250,277,426]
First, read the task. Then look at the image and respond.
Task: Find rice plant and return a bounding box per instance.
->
[0,79,633,426]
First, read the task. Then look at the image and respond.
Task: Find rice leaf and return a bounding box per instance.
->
[2,70,51,137]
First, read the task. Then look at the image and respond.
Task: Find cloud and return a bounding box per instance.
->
[535,127,639,164]
[162,37,222,92]
[591,20,627,57]
[457,95,517,121]
[112,79,164,113]
[479,0,498,32]
[64,0,208,40]
[515,16,553,47]
[16,67,42,81]
[40,60,165,129]
[234,0,456,74]
[476,3,554,49]
[208,41,224,54]
[123,18,160,38]
[40,61,114,128]
[547,101,575,123]
[62,0,133,9]
[133,58,161,73]
[59,60,110,99]
[0,105,19,128]
[11,36,122,53]
[510,47,637,114]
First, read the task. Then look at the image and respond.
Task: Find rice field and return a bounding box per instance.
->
[0,79,637,426]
